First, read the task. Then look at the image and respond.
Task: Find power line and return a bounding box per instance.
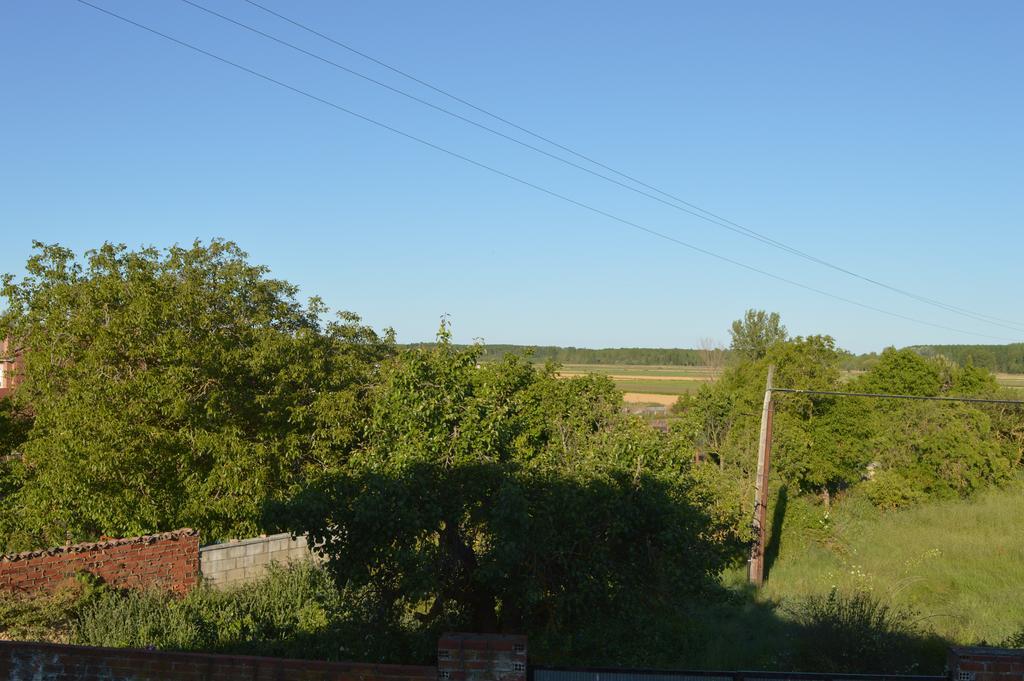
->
[73,0,1019,343]
[237,0,1024,334]
[773,388,1024,406]
[179,0,914,316]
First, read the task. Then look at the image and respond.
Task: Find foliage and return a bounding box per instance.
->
[0,572,109,643]
[409,343,711,366]
[273,324,745,664]
[0,397,31,545]
[676,314,1024,510]
[729,309,788,361]
[862,469,926,510]
[71,562,429,662]
[1001,625,1024,648]
[407,341,1024,374]
[911,343,1024,374]
[0,398,30,454]
[783,589,942,673]
[0,240,394,549]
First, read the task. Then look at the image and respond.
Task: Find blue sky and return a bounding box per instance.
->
[2,1,1021,353]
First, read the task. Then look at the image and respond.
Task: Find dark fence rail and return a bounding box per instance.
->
[530,666,948,681]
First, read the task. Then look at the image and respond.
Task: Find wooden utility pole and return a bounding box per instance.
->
[748,364,775,587]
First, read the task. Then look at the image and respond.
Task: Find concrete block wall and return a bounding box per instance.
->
[199,532,318,587]
[0,529,199,595]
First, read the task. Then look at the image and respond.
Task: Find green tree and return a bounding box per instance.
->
[855,348,943,396]
[0,397,31,547]
[677,320,1022,511]
[273,326,743,663]
[0,240,393,549]
[729,309,788,360]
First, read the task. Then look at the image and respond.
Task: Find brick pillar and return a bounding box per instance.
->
[948,647,1024,681]
[437,633,527,681]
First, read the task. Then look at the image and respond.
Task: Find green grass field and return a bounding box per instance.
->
[749,482,1024,646]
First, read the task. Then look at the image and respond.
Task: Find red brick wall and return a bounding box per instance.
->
[0,529,200,595]
[0,337,25,399]
[0,641,438,681]
[949,647,1024,681]
[438,633,527,681]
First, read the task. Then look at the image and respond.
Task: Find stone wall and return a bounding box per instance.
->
[0,529,199,595]
[199,532,317,587]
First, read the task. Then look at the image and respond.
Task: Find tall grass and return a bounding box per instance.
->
[72,562,433,663]
[759,480,1024,645]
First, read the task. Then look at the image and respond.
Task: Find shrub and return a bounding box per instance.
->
[0,572,108,642]
[784,589,944,673]
[1001,626,1024,648]
[72,562,432,663]
[75,563,337,655]
[864,469,926,510]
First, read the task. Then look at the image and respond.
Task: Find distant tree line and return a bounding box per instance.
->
[404,343,710,366]
[908,344,1024,374]
[405,340,1024,374]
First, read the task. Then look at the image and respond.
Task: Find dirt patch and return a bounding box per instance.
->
[621,392,679,406]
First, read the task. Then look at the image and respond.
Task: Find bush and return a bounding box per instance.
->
[72,562,432,663]
[1001,626,1024,648]
[784,590,944,673]
[864,469,926,510]
[75,563,339,656]
[0,572,108,642]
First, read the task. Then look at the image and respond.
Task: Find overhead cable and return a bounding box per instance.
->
[232,0,1024,333]
[73,0,1020,343]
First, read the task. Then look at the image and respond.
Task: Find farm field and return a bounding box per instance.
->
[997,373,1024,392]
[556,364,1024,404]
[556,364,716,404]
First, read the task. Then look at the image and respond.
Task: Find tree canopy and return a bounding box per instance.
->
[729,309,788,360]
[676,315,1024,510]
[273,326,743,662]
[0,240,393,549]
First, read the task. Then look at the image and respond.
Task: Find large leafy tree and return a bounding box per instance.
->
[0,240,393,549]
[677,315,1023,511]
[729,309,788,361]
[275,326,744,664]
[846,350,1020,505]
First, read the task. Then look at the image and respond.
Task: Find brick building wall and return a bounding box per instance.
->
[0,641,438,681]
[0,528,200,595]
[0,337,25,399]
[199,532,318,588]
[949,647,1024,681]
[438,633,527,681]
